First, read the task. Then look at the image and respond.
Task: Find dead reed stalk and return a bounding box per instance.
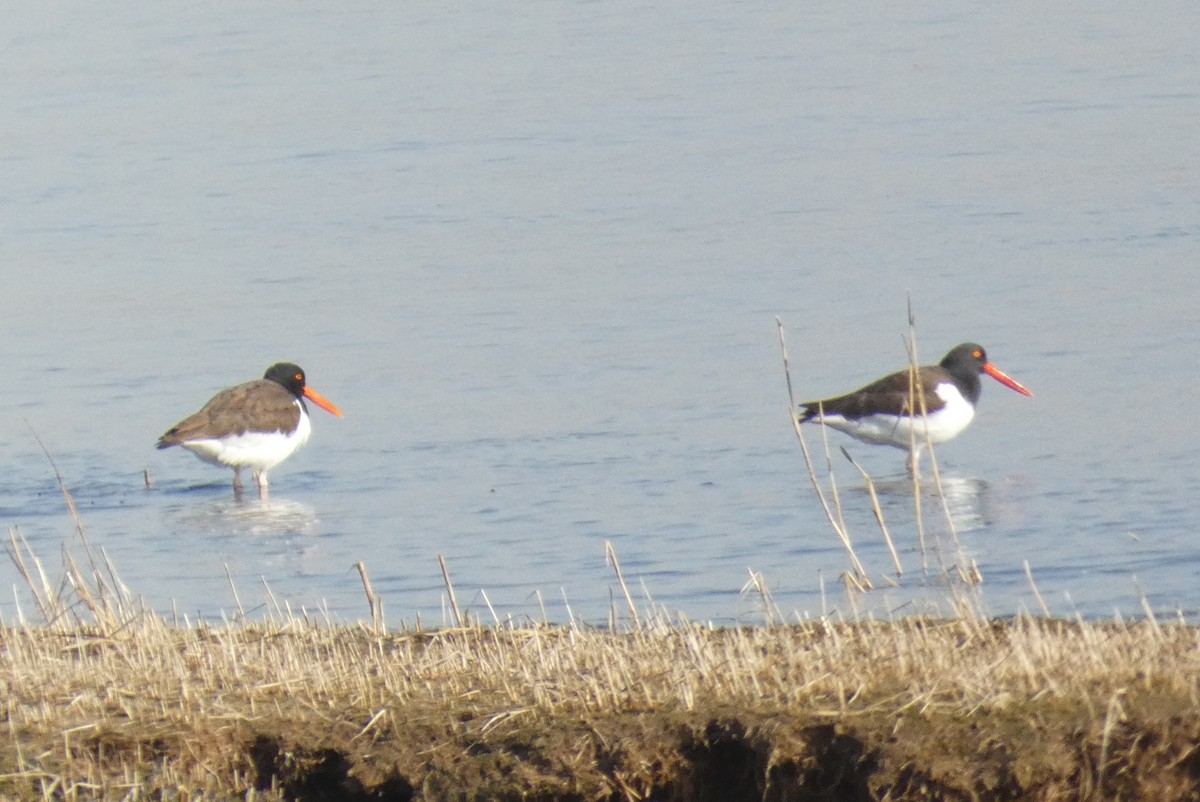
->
[604,540,639,627]
[438,552,464,628]
[776,318,870,587]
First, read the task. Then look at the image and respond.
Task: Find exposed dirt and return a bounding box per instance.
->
[54,702,1195,801]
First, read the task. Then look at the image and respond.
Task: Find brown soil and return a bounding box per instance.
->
[224,705,1200,801]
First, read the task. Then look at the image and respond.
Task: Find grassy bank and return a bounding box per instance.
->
[4,604,1200,801]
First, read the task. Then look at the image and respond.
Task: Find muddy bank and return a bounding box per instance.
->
[234,707,1200,801]
[3,619,1199,800]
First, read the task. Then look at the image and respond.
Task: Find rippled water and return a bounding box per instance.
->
[0,3,1197,626]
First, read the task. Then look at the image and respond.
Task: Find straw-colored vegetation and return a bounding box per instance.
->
[4,554,1200,802]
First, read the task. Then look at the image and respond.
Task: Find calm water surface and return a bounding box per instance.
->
[0,4,1197,626]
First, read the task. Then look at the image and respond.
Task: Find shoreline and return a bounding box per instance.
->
[4,613,1198,800]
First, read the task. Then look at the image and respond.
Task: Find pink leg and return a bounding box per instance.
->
[906,448,921,477]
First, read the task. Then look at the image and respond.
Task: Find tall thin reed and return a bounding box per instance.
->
[438,552,464,628]
[776,318,870,586]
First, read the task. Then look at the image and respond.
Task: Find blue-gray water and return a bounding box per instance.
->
[0,3,1197,626]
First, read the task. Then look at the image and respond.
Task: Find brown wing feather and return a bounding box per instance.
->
[156,379,301,448]
[800,367,949,422]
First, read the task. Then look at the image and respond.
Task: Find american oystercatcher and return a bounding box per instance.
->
[156,362,344,496]
[798,343,1032,474]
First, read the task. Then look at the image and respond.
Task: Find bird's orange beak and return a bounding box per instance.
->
[983,362,1033,397]
[304,386,345,417]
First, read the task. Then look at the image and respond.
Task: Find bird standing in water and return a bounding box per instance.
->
[798,343,1032,474]
[156,362,344,497]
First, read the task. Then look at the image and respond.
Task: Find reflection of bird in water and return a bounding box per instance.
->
[175,497,320,537]
[156,363,344,498]
[867,475,991,532]
[934,476,990,532]
[799,343,1032,474]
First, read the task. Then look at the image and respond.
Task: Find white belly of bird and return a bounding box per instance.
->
[820,383,976,450]
[181,410,311,470]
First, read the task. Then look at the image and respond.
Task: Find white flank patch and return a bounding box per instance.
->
[181,409,312,470]
[814,383,976,451]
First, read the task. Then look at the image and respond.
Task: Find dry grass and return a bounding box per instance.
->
[4,554,1200,801]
